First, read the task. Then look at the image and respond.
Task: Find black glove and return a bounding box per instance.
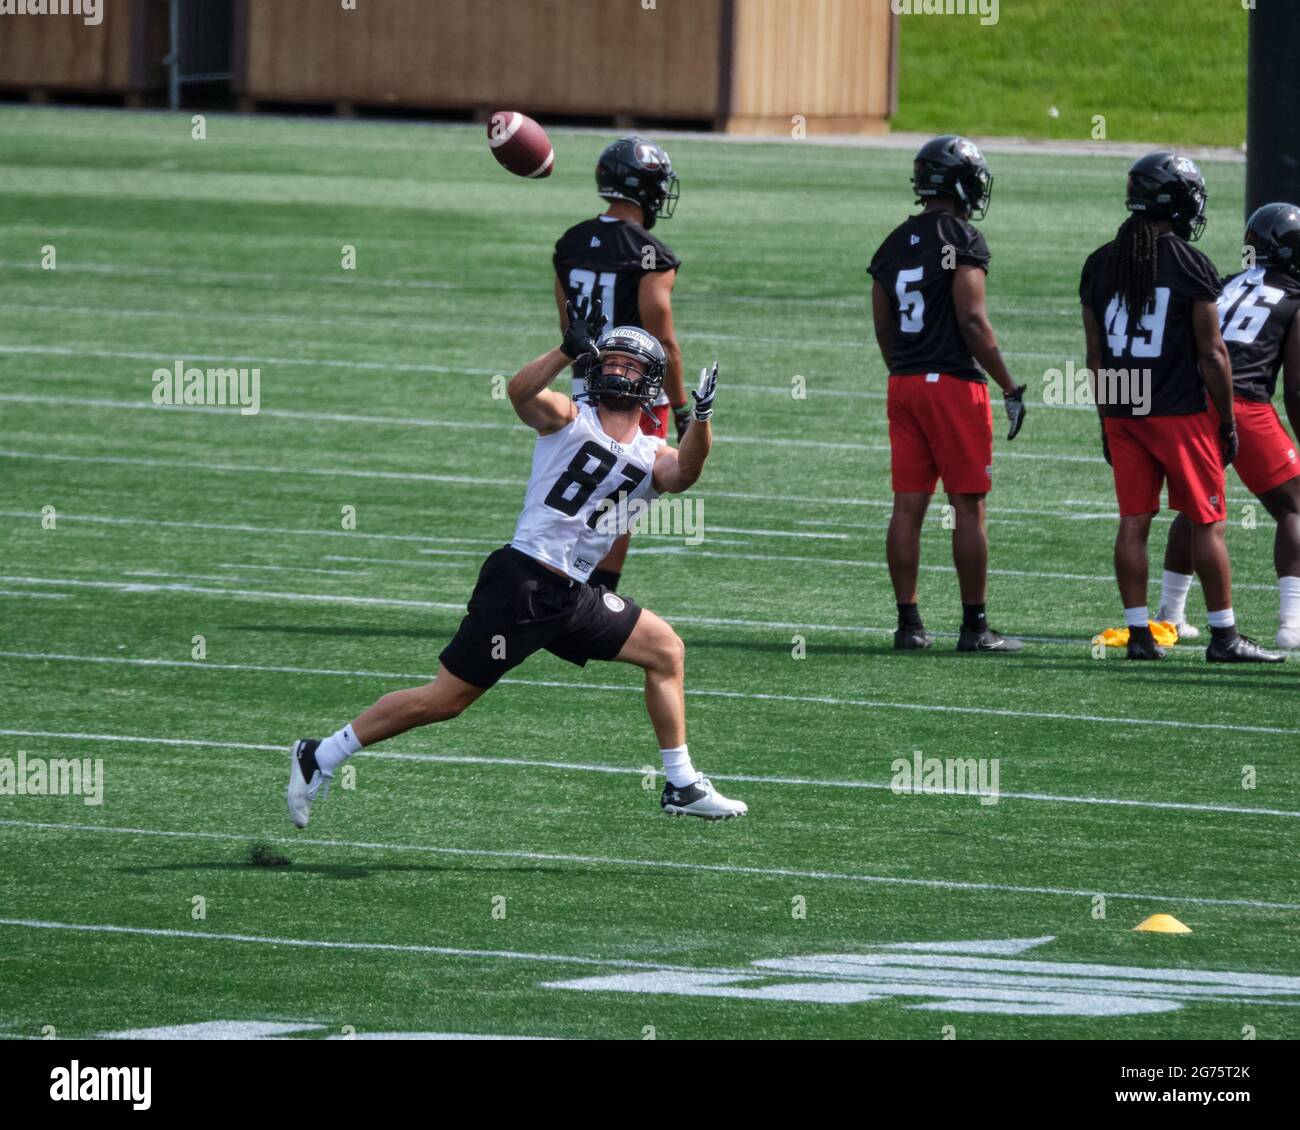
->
[1100,422,1112,466]
[1220,419,1239,466]
[1003,384,1027,441]
[691,363,718,422]
[673,404,692,442]
[560,295,606,363]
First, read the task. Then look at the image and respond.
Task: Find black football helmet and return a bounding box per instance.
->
[1245,202,1300,281]
[584,325,667,416]
[596,136,679,230]
[912,134,993,220]
[1126,151,1208,242]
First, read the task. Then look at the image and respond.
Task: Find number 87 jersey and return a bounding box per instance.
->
[511,404,665,582]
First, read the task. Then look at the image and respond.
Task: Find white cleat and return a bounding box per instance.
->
[286,738,332,829]
[660,775,748,820]
[1276,625,1300,650]
[1157,610,1200,640]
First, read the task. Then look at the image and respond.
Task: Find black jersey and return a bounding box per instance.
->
[867,210,991,381]
[553,216,680,329]
[1217,267,1300,403]
[1079,232,1223,417]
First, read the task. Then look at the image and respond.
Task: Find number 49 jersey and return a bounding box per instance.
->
[1217,267,1300,403]
[1079,231,1223,417]
[511,405,664,582]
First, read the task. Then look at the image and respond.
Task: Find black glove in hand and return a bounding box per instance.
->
[1004,384,1027,441]
[560,295,607,362]
[692,363,718,422]
[1220,420,1239,466]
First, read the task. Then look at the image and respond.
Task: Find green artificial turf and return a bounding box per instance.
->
[0,107,1296,1040]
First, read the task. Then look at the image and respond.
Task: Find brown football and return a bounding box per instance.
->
[486,110,554,179]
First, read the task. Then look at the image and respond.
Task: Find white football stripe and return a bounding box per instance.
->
[487,111,522,148]
[526,149,554,178]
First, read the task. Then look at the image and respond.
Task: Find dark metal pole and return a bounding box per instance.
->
[1246,0,1300,217]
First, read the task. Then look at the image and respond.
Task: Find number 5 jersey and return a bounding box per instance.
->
[511,404,665,582]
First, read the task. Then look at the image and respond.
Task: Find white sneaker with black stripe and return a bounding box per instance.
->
[287,738,332,829]
[660,775,747,820]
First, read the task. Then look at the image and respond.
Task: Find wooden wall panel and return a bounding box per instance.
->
[240,0,723,119]
[726,0,891,133]
[0,0,163,92]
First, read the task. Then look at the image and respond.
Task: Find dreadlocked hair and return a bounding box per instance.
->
[1113,214,1160,316]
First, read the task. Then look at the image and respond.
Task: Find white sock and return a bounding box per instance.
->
[1124,605,1149,629]
[1158,571,1194,622]
[316,724,362,774]
[660,745,697,788]
[1206,607,1236,630]
[1280,576,1300,627]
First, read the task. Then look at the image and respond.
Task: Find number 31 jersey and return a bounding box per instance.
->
[511,404,664,582]
[1217,267,1300,403]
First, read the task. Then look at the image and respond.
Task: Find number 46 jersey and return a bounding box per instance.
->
[1217,267,1300,403]
[511,404,664,582]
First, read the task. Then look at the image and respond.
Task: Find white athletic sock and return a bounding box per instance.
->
[1158,570,1194,622]
[1207,607,1236,630]
[660,745,697,788]
[316,724,362,774]
[1280,576,1300,627]
[1124,605,1150,629]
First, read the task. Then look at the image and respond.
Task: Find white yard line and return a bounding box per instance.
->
[0,650,1295,737]
[1,727,1296,819]
[0,821,1292,910]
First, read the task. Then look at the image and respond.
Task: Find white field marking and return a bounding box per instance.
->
[124,569,243,583]
[0,590,69,600]
[2,651,1297,738]
[0,823,1295,911]
[0,577,1083,644]
[217,562,371,577]
[0,393,1099,463]
[2,728,1297,821]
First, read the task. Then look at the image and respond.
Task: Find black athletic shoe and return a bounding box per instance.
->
[957,626,1024,652]
[1126,629,1166,661]
[894,626,934,650]
[1205,634,1287,664]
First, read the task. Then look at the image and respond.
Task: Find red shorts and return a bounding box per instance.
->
[1208,397,1300,496]
[640,403,670,438]
[888,373,993,494]
[1104,412,1226,524]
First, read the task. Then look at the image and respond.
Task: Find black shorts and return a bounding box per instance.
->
[439,546,643,689]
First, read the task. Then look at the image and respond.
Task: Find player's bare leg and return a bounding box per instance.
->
[887,491,932,648]
[1188,518,1282,662]
[949,491,1021,652]
[1113,511,1165,658]
[1157,511,1200,638]
[1257,479,1300,646]
[287,665,486,828]
[615,609,746,819]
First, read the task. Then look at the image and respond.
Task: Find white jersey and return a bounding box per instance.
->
[511,404,663,582]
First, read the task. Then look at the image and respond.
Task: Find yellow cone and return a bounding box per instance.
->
[1134,914,1192,934]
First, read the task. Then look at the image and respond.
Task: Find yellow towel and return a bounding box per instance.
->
[1092,621,1180,647]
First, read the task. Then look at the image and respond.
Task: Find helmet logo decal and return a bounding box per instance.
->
[635,142,662,169]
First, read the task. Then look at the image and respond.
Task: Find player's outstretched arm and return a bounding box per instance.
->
[509,296,607,434]
[653,363,716,493]
[507,346,579,434]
